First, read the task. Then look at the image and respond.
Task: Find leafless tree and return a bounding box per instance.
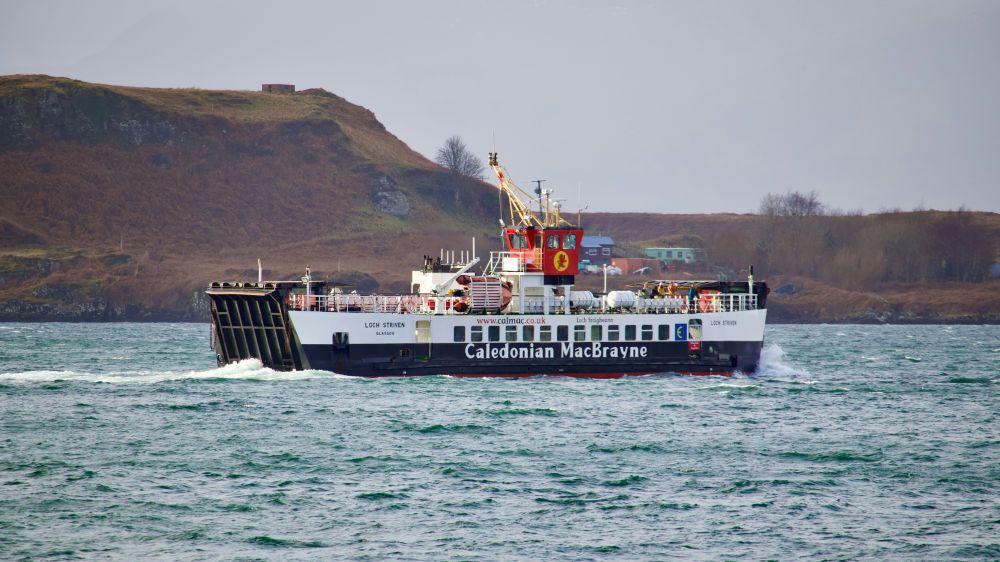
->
[435,135,484,178]
[759,193,785,216]
[758,190,825,216]
[785,190,825,216]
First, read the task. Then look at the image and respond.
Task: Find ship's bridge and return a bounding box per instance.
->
[495,226,583,277]
[480,226,584,315]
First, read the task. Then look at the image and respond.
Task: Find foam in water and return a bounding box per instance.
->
[0,359,346,384]
[754,343,811,380]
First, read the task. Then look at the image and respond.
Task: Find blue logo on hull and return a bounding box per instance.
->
[675,324,687,341]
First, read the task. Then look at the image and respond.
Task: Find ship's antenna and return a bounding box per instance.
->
[576,183,588,227]
[533,179,546,218]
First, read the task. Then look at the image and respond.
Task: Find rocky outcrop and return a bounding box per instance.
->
[0,256,66,287]
[0,78,179,149]
[370,174,410,218]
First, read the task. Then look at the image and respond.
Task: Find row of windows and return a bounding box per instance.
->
[454,323,686,343]
[657,250,693,260]
[508,233,578,250]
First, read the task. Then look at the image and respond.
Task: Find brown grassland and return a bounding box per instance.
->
[1,75,998,322]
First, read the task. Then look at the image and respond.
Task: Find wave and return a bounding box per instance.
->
[753,343,811,379]
[0,359,347,384]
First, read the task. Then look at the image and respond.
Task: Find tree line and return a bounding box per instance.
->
[704,191,996,287]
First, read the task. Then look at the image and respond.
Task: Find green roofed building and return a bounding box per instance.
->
[644,247,699,264]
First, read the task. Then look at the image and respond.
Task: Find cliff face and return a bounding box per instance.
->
[0,75,498,320]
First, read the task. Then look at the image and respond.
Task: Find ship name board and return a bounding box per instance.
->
[365,321,406,337]
[364,322,406,328]
[464,342,648,360]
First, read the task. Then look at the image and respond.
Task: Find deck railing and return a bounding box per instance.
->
[287,291,759,314]
[484,250,543,275]
[687,293,758,313]
[289,293,425,313]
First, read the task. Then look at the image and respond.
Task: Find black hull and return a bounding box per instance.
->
[301,340,764,377]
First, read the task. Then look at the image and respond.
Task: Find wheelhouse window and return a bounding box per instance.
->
[488,325,500,342]
[547,234,559,249]
[454,326,466,342]
[523,325,535,342]
[509,234,528,249]
[574,325,586,342]
[471,325,483,342]
[608,325,620,341]
[539,325,552,342]
[564,234,577,249]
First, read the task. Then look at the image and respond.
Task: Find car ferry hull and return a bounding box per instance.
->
[207,283,766,377]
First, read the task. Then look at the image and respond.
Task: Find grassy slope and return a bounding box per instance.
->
[0,75,498,318]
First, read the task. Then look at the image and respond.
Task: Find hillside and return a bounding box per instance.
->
[1,75,998,322]
[0,75,499,319]
[580,211,1000,323]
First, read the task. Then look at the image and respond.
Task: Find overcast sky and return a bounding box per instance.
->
[2,0,998,214]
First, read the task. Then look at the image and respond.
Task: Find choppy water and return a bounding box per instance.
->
[1,323,998,560]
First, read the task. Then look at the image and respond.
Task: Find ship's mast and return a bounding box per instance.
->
[488,153,572,229]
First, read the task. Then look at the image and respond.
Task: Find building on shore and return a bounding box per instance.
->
[580,235,615,265]
[261,84,296,93]
[644,247,701,264]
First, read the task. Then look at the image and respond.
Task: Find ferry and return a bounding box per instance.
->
[207,154,768,377]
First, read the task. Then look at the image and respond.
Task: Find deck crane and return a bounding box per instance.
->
[486,153,583,282]
[488,153,573,229]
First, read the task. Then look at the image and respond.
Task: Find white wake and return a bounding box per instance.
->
[0,359,347,384]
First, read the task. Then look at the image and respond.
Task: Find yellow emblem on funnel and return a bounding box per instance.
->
[553,250,570,272]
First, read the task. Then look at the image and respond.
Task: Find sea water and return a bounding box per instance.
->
[1,323,997,560]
